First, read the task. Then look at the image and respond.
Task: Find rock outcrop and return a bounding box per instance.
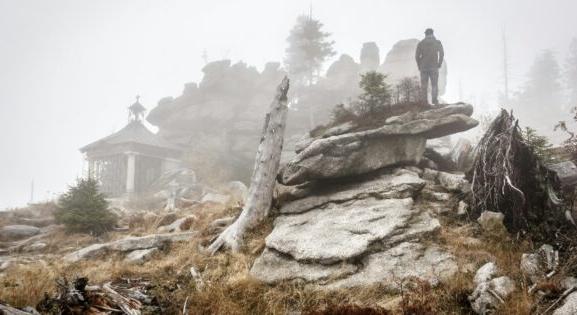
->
[251,102,478,290]
[279,103,478,185]
[360,42,380,73]
[251,167,459,289]
[147,40,451,182]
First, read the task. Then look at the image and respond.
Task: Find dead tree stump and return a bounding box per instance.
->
[207,77,290,254]
[468,109,565,235]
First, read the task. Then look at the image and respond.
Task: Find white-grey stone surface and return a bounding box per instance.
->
[64,232,195,263]
[124,248,159,264]
[0,225,41,241]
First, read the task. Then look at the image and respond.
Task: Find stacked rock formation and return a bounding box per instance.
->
[147,40,449,182]
[250,103,478,290]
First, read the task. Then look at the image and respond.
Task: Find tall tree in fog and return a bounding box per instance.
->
[285,14,335,128]
[284,15,335,86]
[513,50,564,135]
[566,38,577,108]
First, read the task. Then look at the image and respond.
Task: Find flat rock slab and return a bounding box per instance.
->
[327,242,458,290]
[280,135,427,185]
[279,172,425,214]
[279,104,478,185]
[64,232,195,263]
[251,241,457,291]
[267,198,415,263]
[251,210,442,282]
[251,248,358,283]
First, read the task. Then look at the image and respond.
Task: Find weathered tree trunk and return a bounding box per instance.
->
[207,77,290,254]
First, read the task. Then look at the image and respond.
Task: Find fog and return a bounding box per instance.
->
[1,0,576,209]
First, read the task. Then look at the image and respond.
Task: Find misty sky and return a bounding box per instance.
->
[1,0,576,209]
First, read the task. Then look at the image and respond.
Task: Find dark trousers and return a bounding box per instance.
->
[420,69,439,104]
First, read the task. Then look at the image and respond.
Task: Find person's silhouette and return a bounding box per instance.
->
[415,28,444,105]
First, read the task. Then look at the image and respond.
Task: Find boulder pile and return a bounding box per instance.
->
[251,103,478,290]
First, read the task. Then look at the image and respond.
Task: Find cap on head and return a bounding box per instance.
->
[425,28,434,35]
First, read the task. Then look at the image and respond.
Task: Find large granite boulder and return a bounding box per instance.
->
[279,103,478,185]
[268,197,417,263]
[251,168,459,290]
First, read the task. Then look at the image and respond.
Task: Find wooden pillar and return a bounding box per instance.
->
[87,159,94,179]
[126,152,136,196]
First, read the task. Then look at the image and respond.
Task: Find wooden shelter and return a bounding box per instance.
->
[80,97,182,198]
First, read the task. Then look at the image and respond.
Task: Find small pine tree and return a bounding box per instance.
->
[357,71,392,115]
[54,178,117,235]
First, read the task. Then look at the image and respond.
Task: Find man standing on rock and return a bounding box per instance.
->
[415,28,444,105]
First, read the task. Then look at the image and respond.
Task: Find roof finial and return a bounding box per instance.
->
[129,95,146,122]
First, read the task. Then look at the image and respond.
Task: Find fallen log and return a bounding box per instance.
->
[207,77,290,253]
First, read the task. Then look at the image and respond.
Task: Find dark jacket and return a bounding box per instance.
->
[415,35,444,71]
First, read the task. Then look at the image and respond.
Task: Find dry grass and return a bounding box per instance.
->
[438,218,537,315]
[1,213,403,314]
[0,202,558,315]
[0,264,59,307]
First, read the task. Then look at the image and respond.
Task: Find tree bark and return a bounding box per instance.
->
[207,77,290,254]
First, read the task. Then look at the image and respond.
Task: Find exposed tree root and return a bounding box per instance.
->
[468,109,565,236]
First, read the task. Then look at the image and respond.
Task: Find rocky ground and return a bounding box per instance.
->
[2,103,577,314]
